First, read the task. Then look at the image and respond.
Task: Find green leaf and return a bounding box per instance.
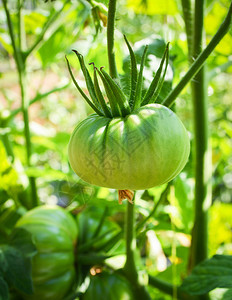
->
[3,246,34,295]
[0,250,8,273]
[9,228,37,258]
[181,255,232,296]
[24,12,47,35]
[171,176,194,232]
[0,277,9,300]
[222,289,232,300]
[0,206,27,237]
[25,167,67,181]
[0,35,13,55]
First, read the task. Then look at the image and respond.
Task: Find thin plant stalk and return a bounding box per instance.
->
[3,0,38,207]
[123,199,151,300]
[107,0,118,79]
[189,1,212,294]
[181,1,211,299]
[181,0,193,62]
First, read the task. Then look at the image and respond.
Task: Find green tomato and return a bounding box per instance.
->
[81,271,133,300]
[68,104,190,190]
[16,205,78,300]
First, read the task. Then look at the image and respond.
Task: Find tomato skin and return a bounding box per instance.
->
[68,104,190,190]
[16,205,78,300]
[81,271,134,300]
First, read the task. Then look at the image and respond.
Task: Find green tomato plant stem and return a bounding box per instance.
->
[189,5,211,300]
[123,200,151,300]
[162,0,232,108]
[181,1,211,299]
[18,0,39,208]
[107,0,118,79]
[18,0,26,52]
[2,0,23,72]
[124,200,137,277]
[3,0,70,208]
[180,0,193,63]
[3,0,38,207]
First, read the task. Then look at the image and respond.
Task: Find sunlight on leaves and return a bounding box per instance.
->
[0,141,22,195]
[209,202,232,255]
[127,0,178,15]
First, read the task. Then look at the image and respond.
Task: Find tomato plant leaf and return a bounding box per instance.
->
[0,250,8,273]
[0,276,9,300]
[180,255,232,296]
[9,228,37,258]
[3,246,34,295]
[221,289,232,300]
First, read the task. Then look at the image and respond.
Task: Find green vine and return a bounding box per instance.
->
[188,2,211,299]
[123,200,151,300]
[107,0,118,79]
[2,0,70,208]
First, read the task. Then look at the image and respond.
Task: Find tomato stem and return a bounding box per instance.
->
[3,0,38,207]
[123,197,151,300]
[188,2,211,293]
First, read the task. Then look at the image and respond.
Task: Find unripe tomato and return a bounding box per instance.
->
[81,271,133,300]
[68,104,190,190]
[16,205,78,300]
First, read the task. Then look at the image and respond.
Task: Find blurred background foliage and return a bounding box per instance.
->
[0,0,232,299]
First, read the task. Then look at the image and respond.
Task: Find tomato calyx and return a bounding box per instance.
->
[118,189,134,205]
[65,37,169,118]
